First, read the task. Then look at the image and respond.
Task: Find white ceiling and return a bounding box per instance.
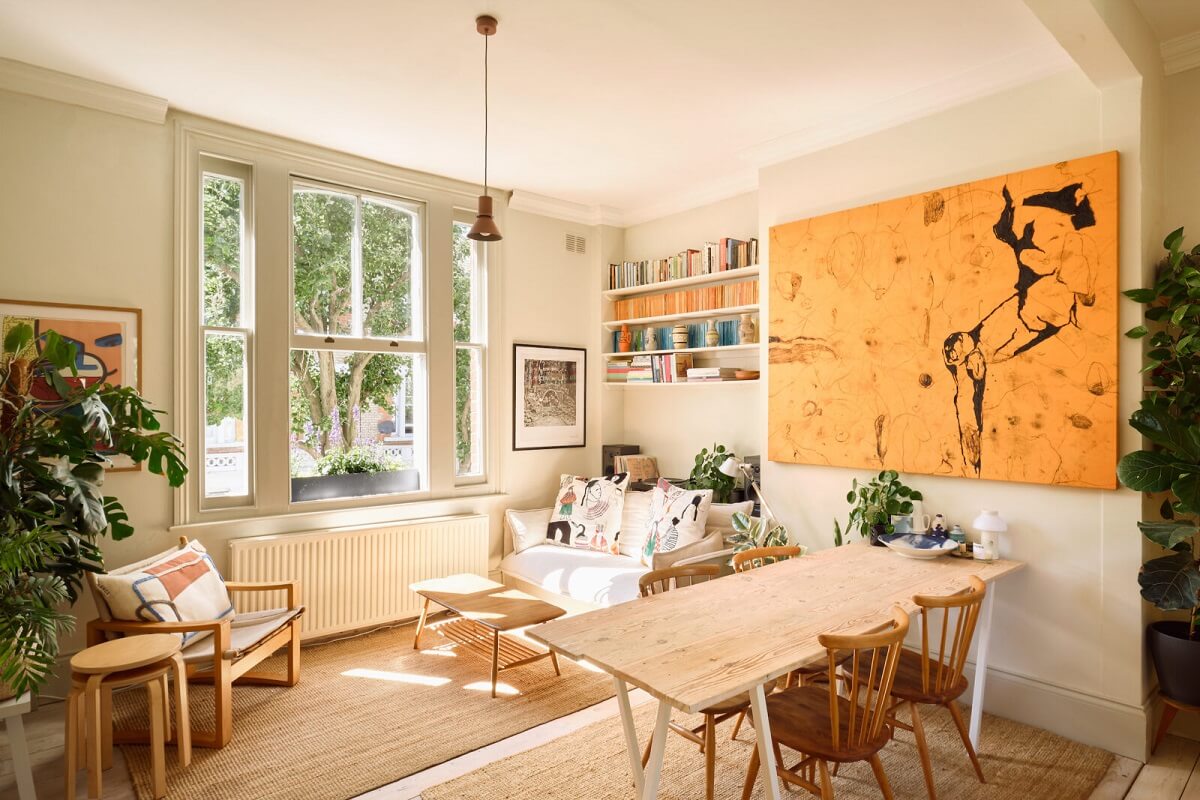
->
[0,1,1074,223]
[1134,0,1200,40]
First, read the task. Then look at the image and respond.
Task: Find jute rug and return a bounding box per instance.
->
[423,700,1113,800]
[113,621,614,800]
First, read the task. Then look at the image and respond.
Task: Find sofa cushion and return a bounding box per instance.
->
[641,479,713,566]
[651,528,727,571]
[707,501,755,530]
[499,545,648,608]
[618,490,653,559]
[506,507,553,554]
[548,472,630,554]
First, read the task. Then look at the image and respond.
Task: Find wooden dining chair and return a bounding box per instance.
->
[853,575,987,800]
[741,605,910,800]
[732,545,805,572]
[636,564,741,800]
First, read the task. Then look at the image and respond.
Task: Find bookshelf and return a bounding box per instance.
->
[604,238,760,387]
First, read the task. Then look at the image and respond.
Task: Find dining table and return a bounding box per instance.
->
[525,540,1024,800]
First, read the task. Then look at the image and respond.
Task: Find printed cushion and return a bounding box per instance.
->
[506,507,554,554]
[641,479,713,566]
[618,490,654,559]
[94,540,234,645]
[547,472,630,554]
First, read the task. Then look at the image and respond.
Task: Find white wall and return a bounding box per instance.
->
[1166,68,1200,234]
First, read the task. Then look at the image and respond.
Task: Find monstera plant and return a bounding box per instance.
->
[1118,227,1200,706]
[0,323,186,696]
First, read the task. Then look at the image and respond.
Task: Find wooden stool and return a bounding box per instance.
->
[66,634,190,799]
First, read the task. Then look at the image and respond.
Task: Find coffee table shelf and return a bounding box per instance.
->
[430,616,558,673]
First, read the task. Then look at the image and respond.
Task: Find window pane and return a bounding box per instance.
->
[202,175,242,327]
[204,331,248,498]
[289,349,425,501]
[293,188,354,336]
[452,221,477,343]
[455,345,483,477]
[362,198,414,339]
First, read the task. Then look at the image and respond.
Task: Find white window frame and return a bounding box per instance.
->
[175,119,503,530]
[453,212,488,484]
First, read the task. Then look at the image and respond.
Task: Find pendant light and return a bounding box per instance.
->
[468,14,502,242]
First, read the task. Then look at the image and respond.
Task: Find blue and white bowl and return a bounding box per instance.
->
[880,532,958,560]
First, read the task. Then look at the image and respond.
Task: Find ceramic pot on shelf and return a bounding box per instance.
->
[672,324,689,350]
[705,319,720,347]
[739,313,758,344]
[618,324,632,353]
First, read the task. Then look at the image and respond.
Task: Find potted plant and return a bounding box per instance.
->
[1118,226,1200,706]
[0,323,187,697]
[729,512,793,554]
[684,443,735,503]
[833,469,923,546]
[290,444,419,502]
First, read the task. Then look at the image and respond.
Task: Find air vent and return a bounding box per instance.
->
[565,233,586,254]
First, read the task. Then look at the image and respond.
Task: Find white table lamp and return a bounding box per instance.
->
[972,510,1007,561]
[719,456,777,524]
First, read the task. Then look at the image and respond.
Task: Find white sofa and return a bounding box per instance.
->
[499,494,750,612]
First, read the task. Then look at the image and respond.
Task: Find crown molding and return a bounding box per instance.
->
[1163,31,1200,76]
[0,57,167,124]
[739,45,1073,168]
[508,190,625,227]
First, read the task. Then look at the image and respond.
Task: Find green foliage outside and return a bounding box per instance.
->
[316,446,400,476]
[1117,227,1200,636]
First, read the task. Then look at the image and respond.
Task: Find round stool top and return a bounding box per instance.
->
[71,633,181,674]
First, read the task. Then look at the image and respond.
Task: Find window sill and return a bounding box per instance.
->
[172,489,510,539]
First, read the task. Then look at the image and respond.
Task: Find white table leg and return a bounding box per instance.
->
[641,701,673,800]
[6,714,37,800]
[749,683,782,800]
[969,585,996,750]
[614,677,644,792]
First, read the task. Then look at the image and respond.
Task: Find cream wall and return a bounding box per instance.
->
[0,87,603,663]
[1166,68,1200,234]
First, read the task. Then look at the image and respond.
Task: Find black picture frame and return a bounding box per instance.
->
[512,343,587,451]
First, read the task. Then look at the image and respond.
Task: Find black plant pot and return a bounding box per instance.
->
[869,523,889,547]
[1148,620,1200,706]
[290,468,420,502]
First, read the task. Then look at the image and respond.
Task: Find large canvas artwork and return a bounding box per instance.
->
[0,299,143,470]
[513,343,586,450]
[768,151,1119,488]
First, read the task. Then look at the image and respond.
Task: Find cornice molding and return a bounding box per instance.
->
[508,190,625,227]
[0,57,167,124]
[1163,31,1200,76]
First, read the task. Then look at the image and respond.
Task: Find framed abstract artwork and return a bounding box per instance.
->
[513,343,586,451]
[0,299,143,470]
[768,151,1119,488]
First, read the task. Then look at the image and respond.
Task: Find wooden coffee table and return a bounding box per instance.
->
[410,573,566,697]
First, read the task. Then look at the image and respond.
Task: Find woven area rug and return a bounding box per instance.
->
[423,700,1113,800]
[113,621,613,800]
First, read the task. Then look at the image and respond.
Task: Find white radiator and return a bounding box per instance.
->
[228,514,489,639]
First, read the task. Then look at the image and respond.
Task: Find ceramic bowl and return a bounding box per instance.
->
[880,532,958,560]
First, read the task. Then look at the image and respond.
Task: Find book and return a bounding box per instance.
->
[615,455,659,483]
[606,236,758,290]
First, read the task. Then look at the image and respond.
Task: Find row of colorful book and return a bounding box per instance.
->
[609,320,742,352]
[609,354,695,383]
[608,237,759,290]
[612,279,758,320]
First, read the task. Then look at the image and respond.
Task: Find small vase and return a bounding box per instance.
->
[739,313,758,344]
[705,319,720,348]
[672,324,689,350]
[644,329,657,351]
[618,324,632,353]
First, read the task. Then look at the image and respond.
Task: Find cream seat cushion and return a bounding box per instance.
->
[181,607,303,665]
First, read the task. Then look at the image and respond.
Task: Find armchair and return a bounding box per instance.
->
[85,537,304,748]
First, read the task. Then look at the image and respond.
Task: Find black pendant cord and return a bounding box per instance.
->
[483,32,489,196]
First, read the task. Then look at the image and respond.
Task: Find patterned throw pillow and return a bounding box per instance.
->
[94,540,235,645]
[547,473,630,554]
[641,479,713,566]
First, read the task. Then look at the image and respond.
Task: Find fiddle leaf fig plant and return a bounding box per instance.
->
[1118,226,1200,638]
[685,443,735,503]
[0,323,187,695]
[833,469,923,546]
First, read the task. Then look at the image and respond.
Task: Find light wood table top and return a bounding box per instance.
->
[411,573,566,632]
[527,542,1023,714]
[70,633,181,675]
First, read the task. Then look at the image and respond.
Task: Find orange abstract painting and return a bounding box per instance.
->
[768,152,1119,488]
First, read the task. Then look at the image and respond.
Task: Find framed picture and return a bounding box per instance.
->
[513,343,586,451]
[0,298,143,470]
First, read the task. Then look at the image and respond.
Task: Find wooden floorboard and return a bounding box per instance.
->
[1088,755,1143,800]
[1124,735,1200,800]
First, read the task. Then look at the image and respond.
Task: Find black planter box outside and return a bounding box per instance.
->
[290,469,420,503]
[1148,620,1200,706]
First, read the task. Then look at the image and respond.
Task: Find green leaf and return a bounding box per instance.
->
[1126,325,1150,339]
[1139,549,1200,611]
[1173,472,1200,516]
[1124,288,1158,303]
[1139,521,1197,550]
[1166,227,1186,253]
[1130,406,1200,459]
[3,322,33,355]
[1118,450,1182,492]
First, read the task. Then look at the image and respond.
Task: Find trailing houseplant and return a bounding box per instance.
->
[0,323,186,696]
[833,469,923,547]
[684,443,735,503]
[1118,227,1200,705]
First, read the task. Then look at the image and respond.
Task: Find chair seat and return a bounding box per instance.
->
[181,607,304,665]
[853,647,968,704]
[751,685,892,763]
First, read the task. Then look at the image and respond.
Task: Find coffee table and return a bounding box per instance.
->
[410,573,566,697]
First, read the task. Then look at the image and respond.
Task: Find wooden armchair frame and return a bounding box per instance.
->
[84,538,303,749]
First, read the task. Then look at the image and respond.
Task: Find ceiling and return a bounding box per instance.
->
[1134,0,1200,41]
[0,1,1074,223]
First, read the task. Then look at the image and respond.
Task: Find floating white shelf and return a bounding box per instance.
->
[603,304,760,330]
[602,344,758,359]
[604,379,760,389]
[603,265,760,299]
